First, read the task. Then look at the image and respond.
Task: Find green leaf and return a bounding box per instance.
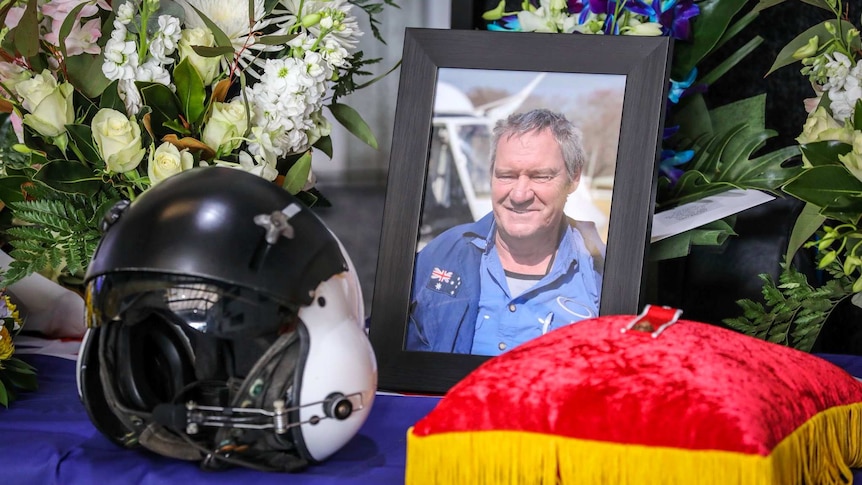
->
[648,219,736,260]
[0,378,7,407]
[4,357,36,375]
[188,5,234,58]
[33,160,101,195]
[669,93,712,144]
[710,94,766,136]
[58,1,89,59]
[11,0,39,58]
[173,59,206,125]
[98,81,127,112]
[137,82,181,139]
[256,33,299,46]
[800,140,852,167]
[785,202,826,263]
[283,150,312,195]
[0,176,29,206]
[65,124,102,166]
[328,103,377,149]
[190,45,235,58]
[766,20,855,76]
[5,368,37,391]
[752,0,787,14]
[65,54,112,99]
[783,165,862,223]
[854,99,862,131]
[659,133,800,209]
[313,135,333,159]
[698,36,763,87]
[670,0,749,80]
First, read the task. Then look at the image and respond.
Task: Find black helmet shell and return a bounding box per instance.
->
[86,167,346,308]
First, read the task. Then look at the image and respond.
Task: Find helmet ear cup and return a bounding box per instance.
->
[114,314,196,411]
[78,327,133,445]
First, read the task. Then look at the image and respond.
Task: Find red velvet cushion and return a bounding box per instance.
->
[406,311,862,484]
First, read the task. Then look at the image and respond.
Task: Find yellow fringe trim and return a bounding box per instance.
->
[405,403,862,485]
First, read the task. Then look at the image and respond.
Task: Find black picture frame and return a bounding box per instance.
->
[369,28,673,394]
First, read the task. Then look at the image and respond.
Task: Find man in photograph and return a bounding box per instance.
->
[406,108,605,355]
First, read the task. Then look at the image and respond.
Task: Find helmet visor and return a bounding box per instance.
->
[86,273,298,338]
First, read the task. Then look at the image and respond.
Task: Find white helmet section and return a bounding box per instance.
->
[296,236,377,461]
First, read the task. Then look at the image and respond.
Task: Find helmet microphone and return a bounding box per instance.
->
[151,393,362,435]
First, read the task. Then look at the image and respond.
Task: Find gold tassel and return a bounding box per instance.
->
[405,403,862,485]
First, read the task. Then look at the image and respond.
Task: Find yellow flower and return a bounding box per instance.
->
[0,325,14,361]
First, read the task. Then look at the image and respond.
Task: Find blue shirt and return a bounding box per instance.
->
[471,219,600,355]
[406,212,603,354]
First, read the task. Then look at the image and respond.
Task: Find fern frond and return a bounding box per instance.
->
[725,261,854,352]
[0,189,120,286]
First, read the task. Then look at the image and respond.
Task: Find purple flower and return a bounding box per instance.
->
[567,0,586,14]
[661,0,699,40]
[627,0,699,39]
[579,0,620,34]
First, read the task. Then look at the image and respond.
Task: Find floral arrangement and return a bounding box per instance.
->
[0,288,35,407]
[482,0,801,260]
[0,0,396,287]
[726,0,862,351]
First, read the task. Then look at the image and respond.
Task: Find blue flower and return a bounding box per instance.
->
[487,14,522,31]
[659,148,694,183]
[668,68,697,104]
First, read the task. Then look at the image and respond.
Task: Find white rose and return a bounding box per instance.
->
[148,142,195,185]
[202,99,248,154]
[839,131,862,182]
[15,70,74,138]
[91,108,146,173]
[177,28,221,85]
[796,106,849,145]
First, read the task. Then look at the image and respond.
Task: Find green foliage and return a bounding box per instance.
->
[0,307,38,407]
[725,261,853,351]
[671,0,752,80]
[766,19,858,76]
[0,357,38,407]
[328,102,378,149]
[1,189,118,287]
[349,0,400,44]
[657,95,801,210]
[331,50,381,103]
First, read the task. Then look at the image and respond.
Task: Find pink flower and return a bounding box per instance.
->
[4,6,24,29]
[42,0,109,52]
[57,18,102,55]
[41,0,109,22]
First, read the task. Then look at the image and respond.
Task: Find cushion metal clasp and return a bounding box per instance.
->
[621,305,683,338]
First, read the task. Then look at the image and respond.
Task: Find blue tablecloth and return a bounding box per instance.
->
[1,354,439,485]
[3,353,862,484]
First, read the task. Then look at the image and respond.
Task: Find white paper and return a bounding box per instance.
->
[14,335,81,360]
[651,189,775,243]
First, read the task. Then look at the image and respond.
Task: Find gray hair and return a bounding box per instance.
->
[490,109,586,182]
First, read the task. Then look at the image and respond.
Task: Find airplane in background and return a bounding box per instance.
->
[420,73,611,248]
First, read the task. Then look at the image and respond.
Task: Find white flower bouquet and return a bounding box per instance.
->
[0,0,396,287]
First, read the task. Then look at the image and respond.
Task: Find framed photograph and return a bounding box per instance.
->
[369,28,672,394]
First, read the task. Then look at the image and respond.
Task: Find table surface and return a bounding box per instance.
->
[1,353,440,485]
[3,352,862,485]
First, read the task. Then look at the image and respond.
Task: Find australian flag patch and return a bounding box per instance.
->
[426,267,462,297]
